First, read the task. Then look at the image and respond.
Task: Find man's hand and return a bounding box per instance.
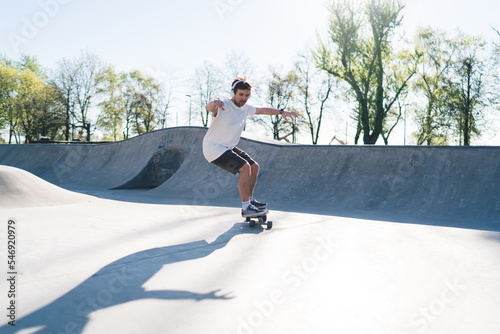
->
[206,99,225,117]
[213,99,225,112]
[282,110,298,122]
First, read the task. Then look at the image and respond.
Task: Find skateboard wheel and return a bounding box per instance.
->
[249,220,255,228]
[245,217,251,222]
[267,221,273,229]
[259,215,267,223]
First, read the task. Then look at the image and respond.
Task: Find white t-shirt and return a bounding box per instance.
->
[202,99,257,162]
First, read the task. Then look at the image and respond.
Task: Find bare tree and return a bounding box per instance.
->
[493,26,500,38]
[490,26,500,119]
[192,61,223,127]
[73,51,105,141]
[295,51,336,144]
[52,58,78,140]
[53,51,105,141]
[224,51,254,82]
[157,75,174,129]
[264,67,300,141]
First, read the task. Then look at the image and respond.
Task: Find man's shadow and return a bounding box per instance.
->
[3,223,262,334]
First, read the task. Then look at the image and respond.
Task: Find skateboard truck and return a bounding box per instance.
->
[245,214,272,229]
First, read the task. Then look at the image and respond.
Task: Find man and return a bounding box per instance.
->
[202,78,298,217]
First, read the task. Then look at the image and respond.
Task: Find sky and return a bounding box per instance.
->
[1,0,499,145]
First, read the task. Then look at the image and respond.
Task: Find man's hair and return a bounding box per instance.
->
[231,77,252,94]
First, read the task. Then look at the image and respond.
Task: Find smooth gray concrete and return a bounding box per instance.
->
[1,127,499,221]
[1,127,500,334]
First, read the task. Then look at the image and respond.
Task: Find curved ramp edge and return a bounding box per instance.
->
[0,165,91,208]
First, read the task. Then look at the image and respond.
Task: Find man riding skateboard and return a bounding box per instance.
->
[202,78,298,217]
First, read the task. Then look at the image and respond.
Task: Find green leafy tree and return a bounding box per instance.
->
[1,57,64,143]
[95,68,165,140]
[15,69,48,143]
[447,33,488,146]
[35,83,66,141]
[412,27,455,145]
[0,62,19,143]
[97,66,124,140]
[315,0,419,144]
[16,54,46,78]
[128,71,162,135]
[380,45,418,144]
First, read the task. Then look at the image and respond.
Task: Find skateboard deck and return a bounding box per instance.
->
[245,211,272,229]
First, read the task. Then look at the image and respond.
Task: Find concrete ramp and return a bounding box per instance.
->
[0,127,499,221]
[234,143,500,222]
[0,128,196,190]
[149,128,500,222]
[115,146,186,189]
[0,165,90,208]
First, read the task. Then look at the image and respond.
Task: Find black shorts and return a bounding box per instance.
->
[211,147,256,175]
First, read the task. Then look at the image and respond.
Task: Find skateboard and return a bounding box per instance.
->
[245,211,272,229]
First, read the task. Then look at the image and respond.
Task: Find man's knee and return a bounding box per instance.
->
[251,162,260,173]
[239,162,251,175]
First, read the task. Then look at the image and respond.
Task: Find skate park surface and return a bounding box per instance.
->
[1,126,499,334]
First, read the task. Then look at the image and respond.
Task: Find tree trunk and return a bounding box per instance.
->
[463,60,472,146]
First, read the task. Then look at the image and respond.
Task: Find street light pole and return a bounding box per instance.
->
[403,104,410,146]
[186,95,192,126]
[404,105,406,146]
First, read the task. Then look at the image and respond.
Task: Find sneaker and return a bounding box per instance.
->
[242,204,267,217]
[251,198,268,210]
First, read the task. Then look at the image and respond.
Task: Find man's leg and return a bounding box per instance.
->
[238,162,252,202]
[210,147,265,213]
[248,162,259,198]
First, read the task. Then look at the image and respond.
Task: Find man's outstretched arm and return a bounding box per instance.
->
[255,107,298,121]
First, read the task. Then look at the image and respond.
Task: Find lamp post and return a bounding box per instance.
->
[403,104,410,146]
[186,94,192,126]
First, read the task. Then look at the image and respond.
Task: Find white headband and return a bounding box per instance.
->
[231,80,245,90]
